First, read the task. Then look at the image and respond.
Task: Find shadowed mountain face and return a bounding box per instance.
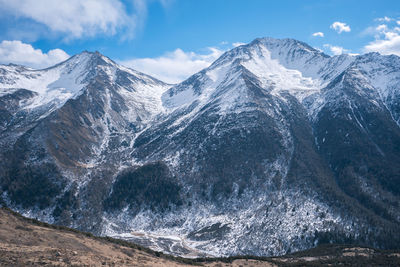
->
[1,38,400,257]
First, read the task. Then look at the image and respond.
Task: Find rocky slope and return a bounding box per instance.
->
[1,38,400,257]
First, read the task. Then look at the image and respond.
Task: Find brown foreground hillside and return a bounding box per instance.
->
[0,207,399,266]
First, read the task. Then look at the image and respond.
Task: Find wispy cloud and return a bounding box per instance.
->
[120,47,225,84]
[330,21,351,33]
[0,40,69,69]
[0,0,162,40]
[323,44,349,55]
[375,16,393,22]
[312,32,324,37]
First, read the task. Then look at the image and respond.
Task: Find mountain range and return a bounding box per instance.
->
[1,37,400,257]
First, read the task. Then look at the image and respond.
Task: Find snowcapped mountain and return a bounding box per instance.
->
[163,38,354,117]
[1,38,400,257]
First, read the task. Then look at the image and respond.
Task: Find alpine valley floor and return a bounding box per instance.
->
[1,207,400,266]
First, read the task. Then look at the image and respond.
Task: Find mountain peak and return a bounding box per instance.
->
[208,37,331,73]
[163,37,355,111]
[244,37,326,58]
[0,50,120,114]
[62,50,116,69]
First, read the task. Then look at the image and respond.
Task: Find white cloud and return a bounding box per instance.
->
[323,44,349,55]
[0,0,151,39]
[330,21,351,33]
[0,40,69,69]
[376,24,388,33]
[361,23,398,38]
[375,16,393,22]
[397,20,400,26]
[363,22,400,56]
[312,32,324,37]
[364,35,400,56]
[232,42,246,47]
[120,47,224,84]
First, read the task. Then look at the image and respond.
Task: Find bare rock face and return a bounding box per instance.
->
[1,38,400,257]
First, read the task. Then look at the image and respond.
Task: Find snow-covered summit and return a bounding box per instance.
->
[348,52,400,100]
[0,51,168,116]
[162,37,355,111]
[0,51,96,109]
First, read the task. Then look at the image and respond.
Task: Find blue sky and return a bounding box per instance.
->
[0,0,399,83]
